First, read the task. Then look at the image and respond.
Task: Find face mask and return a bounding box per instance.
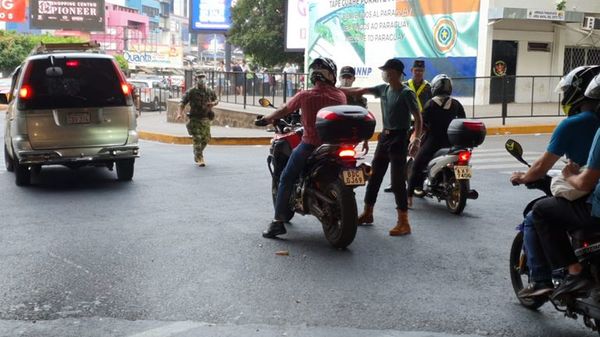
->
[340,78,353,87]
[197,79,206,87]
[562,104,572,115]
[382,71,389,83]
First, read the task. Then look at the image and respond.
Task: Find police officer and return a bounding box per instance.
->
[339,66,368,108]
[385,59,432,192]
[177,73,219,167]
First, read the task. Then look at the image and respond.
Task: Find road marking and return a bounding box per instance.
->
[126,322,205,337]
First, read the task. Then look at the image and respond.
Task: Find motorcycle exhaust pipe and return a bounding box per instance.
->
[467,189,479,200]
[358,163,373,178]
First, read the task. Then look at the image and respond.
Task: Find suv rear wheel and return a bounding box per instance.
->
[116,159,135,181]
[4,144,14,172]
[15,163,31,186]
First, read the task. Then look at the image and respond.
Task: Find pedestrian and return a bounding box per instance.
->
[176,73,219,167]
[284,63,296,98]
[216,60,225,98]
[232,61,244,95]
[259,57,347,238]
[341,58,423,236]
[385,59,432,192]
[338,66,367,108]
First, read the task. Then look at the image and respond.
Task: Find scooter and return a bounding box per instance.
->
[255,99,375,248]
[507,139,600,335]
[409,119,486,214]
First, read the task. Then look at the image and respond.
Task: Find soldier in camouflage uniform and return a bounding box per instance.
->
[177,74,219,167]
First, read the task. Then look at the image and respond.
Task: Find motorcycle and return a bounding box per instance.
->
[255,98,375,249]
[507,139,600,334]
[409,119,486,214]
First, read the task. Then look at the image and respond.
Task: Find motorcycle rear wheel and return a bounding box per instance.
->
[321,180,358,249]
[445,176,468,214]
[509,231,546,310]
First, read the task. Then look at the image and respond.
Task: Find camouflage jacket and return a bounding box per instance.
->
[181,85,217,117]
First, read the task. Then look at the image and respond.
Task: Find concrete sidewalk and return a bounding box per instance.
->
[137,102,562,145]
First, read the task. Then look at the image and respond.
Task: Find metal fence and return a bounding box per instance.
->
[135,70,566,125]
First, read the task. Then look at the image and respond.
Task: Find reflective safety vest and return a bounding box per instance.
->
[407,79,429,112]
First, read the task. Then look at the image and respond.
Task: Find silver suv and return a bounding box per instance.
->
[1,42,139,186]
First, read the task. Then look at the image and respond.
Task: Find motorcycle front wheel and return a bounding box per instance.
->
[509,231,546,310]
[321,180,358,249]
[445,175,468,214]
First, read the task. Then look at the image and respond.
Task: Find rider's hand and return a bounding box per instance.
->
[408,139,420,157]
[361,140,369,154]
[562,160,580,178]
[510,172,525,185]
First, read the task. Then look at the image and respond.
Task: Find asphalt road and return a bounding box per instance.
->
[0,130,596,337]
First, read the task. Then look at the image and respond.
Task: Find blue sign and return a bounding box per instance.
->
[190,0,233,32]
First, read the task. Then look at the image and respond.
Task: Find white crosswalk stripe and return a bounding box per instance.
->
[361,146,551,173]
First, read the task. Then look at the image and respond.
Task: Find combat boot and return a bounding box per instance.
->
[196,156,206,167]
[357,204,374,225]
[389,209,411,236]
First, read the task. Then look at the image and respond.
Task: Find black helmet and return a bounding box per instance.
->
[556,65,600,116]
[431,74,453,96]
[585,72,600,100]
[309,57,337,85]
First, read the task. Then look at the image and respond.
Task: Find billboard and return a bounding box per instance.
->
[0,0,26,22]
[190,0,233,33]
[124,45,184,69]
[285,0,307,51]
[307,0,481,94]
[29,0,105,31]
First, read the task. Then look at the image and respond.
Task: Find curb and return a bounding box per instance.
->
[138,123,559,146]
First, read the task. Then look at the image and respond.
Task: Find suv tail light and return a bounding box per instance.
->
[121,83,130,95]
[19,86,32,99]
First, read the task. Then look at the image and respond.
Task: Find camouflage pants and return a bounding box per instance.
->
[186,118,211,161]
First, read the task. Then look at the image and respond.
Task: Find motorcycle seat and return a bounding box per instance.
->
[433,148,451,158]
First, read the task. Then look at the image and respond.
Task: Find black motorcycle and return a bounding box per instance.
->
[507,139,600,334]
[255,99,375,248]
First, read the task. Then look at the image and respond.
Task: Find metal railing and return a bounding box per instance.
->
[176,71,565,125]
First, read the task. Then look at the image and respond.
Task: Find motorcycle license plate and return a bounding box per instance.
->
[342,169,365,186]
[454,166,472,180]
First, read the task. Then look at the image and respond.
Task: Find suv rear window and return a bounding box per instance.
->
[20,57,128,110]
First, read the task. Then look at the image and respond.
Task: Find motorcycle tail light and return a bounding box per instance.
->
[458,151,471,165]
[338,147,356,159]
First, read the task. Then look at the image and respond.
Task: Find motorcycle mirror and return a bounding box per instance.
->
[505,139,530,167]
[259,98,274,108]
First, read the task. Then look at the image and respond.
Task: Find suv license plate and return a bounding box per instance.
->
[343,169,365,186]
[67,112,91,124]
[454,165,472,180]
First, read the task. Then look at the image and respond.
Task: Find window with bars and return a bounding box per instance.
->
[564,47,600,74]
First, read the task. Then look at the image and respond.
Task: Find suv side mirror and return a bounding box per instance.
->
[0,93,8,105]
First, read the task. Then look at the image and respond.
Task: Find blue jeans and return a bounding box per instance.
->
[274,142,316,221]
[286,80,294,98]
[523,211,552,282]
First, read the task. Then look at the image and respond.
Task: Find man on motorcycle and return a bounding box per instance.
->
[407,74,466,207]
[341,58,423,236]
[520,67,600,298]
[259,57,347,238]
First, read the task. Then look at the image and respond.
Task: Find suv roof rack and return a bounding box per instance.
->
[31,41,103,55]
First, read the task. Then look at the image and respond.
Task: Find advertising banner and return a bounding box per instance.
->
[0,0,26,22]
[307,0,480,94]
[124,45,184,69]
[285,0,308,51]
[190,0,233,32]
[30,0,105,31]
